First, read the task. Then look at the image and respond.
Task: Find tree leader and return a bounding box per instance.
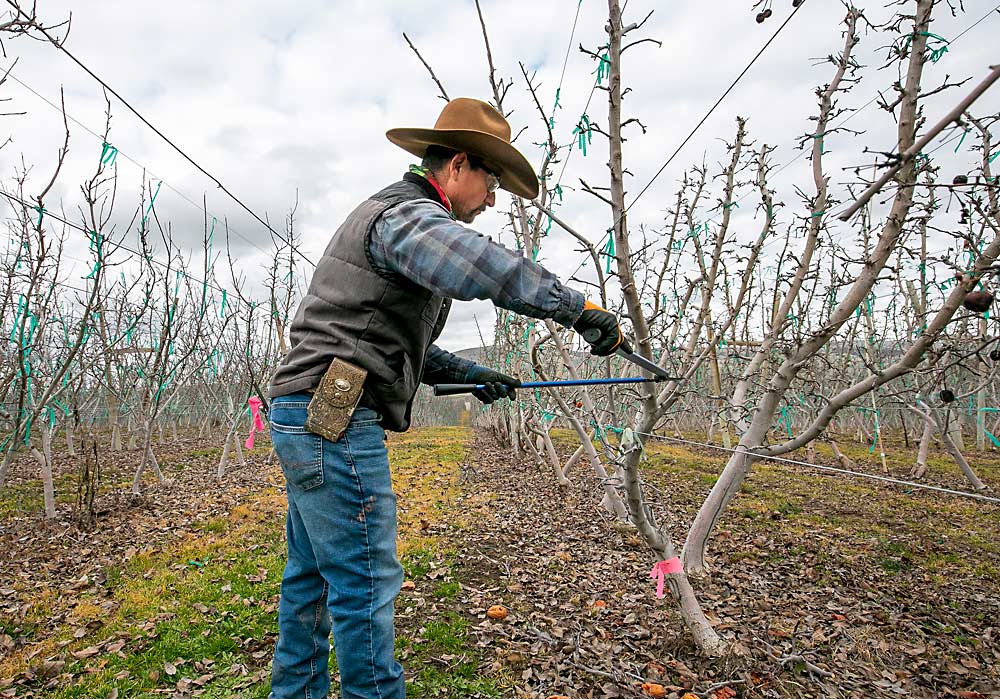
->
[266,97,627,699]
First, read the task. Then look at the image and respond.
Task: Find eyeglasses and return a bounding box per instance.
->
[470,156,501,194]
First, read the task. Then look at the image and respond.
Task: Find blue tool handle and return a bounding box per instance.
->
[433,376,655,396]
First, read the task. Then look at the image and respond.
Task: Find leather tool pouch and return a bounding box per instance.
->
[305,358,368,443]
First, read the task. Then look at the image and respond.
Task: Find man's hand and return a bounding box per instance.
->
[573,300,631,356]
[465,366,520,405]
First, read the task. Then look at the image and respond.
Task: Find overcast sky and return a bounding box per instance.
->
[2,0,998,350]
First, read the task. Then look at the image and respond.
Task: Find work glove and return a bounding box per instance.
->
[573,300,631,356]
[465,365,520,405]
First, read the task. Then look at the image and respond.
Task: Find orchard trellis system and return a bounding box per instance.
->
[2,0,999,659]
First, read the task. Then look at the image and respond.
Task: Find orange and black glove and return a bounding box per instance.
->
[573,300,631,356]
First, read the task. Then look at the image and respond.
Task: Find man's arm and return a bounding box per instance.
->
[371,199,585,326]
[421,344,476,386]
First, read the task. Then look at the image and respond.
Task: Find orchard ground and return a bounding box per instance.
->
[0,425,997,698]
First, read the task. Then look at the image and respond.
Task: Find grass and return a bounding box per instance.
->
[1,426,503,698]
[640,438,1000,582]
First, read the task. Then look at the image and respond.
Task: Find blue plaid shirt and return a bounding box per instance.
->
[369,197,585,384]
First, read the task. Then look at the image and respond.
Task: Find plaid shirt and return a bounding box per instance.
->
[369,197,585,383]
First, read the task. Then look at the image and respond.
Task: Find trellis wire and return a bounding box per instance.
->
[2,0,314,269]
[2,68,276,262]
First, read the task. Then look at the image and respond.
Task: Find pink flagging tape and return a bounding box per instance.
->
[649,557,683,599]
[245,396,266,450]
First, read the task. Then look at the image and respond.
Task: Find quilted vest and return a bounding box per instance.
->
[269,175,452,432]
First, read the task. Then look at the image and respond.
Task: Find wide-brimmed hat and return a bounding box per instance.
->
[386,98,539,199]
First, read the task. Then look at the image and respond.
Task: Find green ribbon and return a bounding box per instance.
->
[100,141,118,167]
[778,406,793,438]
[601,235,615,274]
[596,49,610,85]
[954,129,969,153]
[141,181,163,229]
[572,114,592,156]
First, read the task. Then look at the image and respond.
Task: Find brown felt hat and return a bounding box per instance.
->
[386,97,539,200]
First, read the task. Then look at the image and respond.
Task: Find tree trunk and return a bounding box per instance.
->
[561,440,588,479]
[911,417,933,479]
[131,423,165,493]
[541,428,570,489]
[31,426,57,519]
[941,429,987,491]
[829,440,856,470]
[234,429,246,467]
[110,422,122,451]
[65,423,76,457]
[0,448,12,490]
[217,431,233,479]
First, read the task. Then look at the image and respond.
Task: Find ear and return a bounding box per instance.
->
[448,152,470,180]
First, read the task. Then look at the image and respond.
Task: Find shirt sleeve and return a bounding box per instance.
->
[369,199,585,327]
[421,344,477,386]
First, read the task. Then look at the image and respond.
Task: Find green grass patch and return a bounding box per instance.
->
[4,427,505,697]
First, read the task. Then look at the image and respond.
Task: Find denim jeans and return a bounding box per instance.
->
[268,393,404,699]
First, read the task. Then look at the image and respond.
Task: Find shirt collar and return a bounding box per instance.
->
[406,165,454,216]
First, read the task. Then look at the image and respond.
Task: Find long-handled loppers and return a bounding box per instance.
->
[434,329,677,397]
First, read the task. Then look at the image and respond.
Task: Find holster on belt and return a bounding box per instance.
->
[305,358,368,443]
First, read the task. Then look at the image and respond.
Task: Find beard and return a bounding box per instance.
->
[459,205,486,224]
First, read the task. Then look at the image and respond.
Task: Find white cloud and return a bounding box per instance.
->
[1,0,997,351]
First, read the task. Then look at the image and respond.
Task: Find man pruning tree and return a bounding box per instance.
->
[267,97,626,699]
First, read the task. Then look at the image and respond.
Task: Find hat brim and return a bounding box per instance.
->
[386,127,539,200]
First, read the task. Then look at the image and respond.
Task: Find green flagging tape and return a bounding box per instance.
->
[723,201,739,210]
[552,87,561,112]
[902,31,950,63]
[989,149,1000,164]
[554,184,563,202]
[954,129,969,153]
[779,406,793,438]
[596,50,610,85]
[141,180,163,228]
[219,289,227,317]
[985,429,1000,449]
[85,229,104,279]
[100,141,118,167]
[601,235,615,274]
[810,209,827,218]
[572,114,592,156]
[869,414,880,454]
[34,205,44,228]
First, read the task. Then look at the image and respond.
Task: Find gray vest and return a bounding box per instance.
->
[269,176,451,432]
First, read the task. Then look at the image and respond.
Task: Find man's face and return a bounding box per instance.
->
[439,153,499,224]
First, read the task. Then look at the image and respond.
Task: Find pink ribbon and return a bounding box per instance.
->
[649,557,683,599]
[245,396,265,450]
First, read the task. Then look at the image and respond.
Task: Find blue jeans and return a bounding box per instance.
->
[268,393,404,699]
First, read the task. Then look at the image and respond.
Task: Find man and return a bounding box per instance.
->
[267,97,626,698]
